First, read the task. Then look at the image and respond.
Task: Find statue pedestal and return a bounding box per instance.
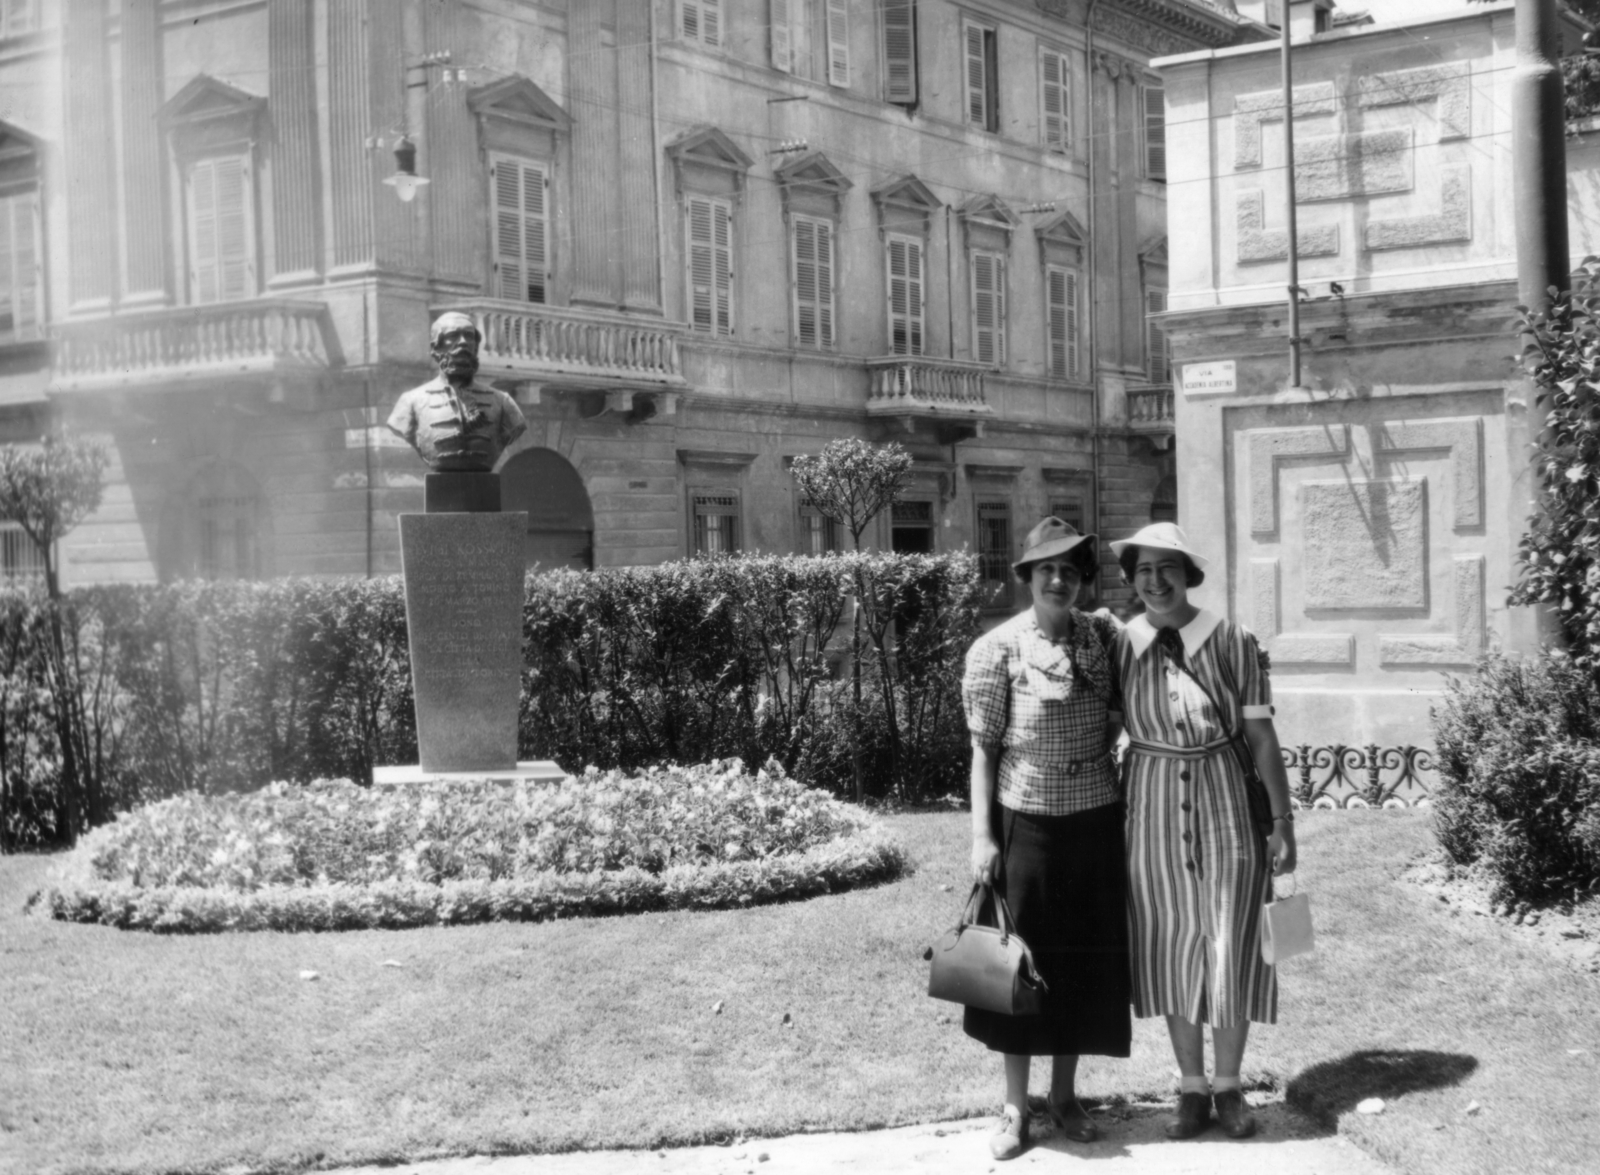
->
[392,509,560,782]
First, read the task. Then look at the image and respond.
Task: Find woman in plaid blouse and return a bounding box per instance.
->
[962,517,1130,1161]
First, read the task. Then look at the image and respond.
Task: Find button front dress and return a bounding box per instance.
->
[1117,610,1277,1027]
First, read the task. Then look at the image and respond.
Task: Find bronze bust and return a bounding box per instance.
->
[387,312,528,472]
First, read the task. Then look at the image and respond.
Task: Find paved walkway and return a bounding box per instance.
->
[331,1102,1390,1175]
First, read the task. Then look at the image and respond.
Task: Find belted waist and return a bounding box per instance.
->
[1126,736,1233,761]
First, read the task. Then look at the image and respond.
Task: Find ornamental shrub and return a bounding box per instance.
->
[1431,653,1600,905]
[2,552,979,848]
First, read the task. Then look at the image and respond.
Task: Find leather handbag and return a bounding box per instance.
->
[1261,875,1316,965]
[926,883,1048,1016]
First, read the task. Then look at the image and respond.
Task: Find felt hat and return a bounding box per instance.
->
[1012,516,1097,574]
[1108,522,1209,570]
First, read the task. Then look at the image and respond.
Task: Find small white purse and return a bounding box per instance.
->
[1261,875,1315,965]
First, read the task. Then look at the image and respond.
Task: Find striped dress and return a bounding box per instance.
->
[1117,610,1277,1027]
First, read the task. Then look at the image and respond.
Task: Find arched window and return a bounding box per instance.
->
[499,447,594,571]
[159,462,267,582]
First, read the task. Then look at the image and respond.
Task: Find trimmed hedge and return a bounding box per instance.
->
[2,553,979,848]
[1431,653,1600,905]
[33,760,911,932]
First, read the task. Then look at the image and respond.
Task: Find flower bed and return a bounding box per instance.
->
[31,760,910,932]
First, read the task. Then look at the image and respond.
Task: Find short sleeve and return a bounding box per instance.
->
[386,394,417,446]
[1090,612,1124,715]
[1234,624,1274,719]
[962,634,1010,750]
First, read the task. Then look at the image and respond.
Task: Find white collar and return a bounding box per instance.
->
[1125,609,1222,660]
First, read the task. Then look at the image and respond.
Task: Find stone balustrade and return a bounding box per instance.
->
[50,300,334,393]
[435,301,686,388]
[864,356,993,418]
[1128,385,1175,430]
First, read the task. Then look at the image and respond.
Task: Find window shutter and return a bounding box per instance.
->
[887,234,923,357]
[689,196,732,336]
[0,198,12,337]
[214,157,250,302]
[493,157,548,303]
[965,24,987,127]
[683,0,720,45]
[883,0,917,104]
[1041,51,1069,153]
[826,0,849,87]
[1046,265,1078,379]
[1145,87,1166,181]
[713,199,732,335]
[771,0,791,71]
[792,216,834,349]
[1146,287,1169,382]
[0,193,30,339]
[972,252,1004,366]
[1065,269,1078,378]
[190,159,217,304]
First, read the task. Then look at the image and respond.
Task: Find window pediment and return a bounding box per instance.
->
[871,173,941,216]
[667,126,754,200]
[1036,209,1087,265]
[467,76,573,135]
[161,75,265,153]
[1139,235,1168,266]
[0,119,41,188]
[958,194,1018,233]
[776,151,851,217]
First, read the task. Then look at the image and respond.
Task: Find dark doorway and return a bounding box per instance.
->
[500,447,594,571]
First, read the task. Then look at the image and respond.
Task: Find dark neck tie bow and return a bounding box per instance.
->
[1154,626,1185,668]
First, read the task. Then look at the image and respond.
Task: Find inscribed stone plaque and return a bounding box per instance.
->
[399,512,527,773]
[1301,479,1427,611]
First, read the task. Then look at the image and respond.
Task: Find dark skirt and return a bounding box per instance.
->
[963,801,1132,1057]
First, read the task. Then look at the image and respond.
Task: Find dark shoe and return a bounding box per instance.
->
[1164,1091,1211,1140]
[1213,1088,1257,1139]
[1047,1097,1099,1143]
[989,1104,1028,1161]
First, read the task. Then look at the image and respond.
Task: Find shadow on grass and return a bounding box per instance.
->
[1288,1049,1479,1130]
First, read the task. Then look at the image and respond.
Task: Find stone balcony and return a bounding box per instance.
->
[864,355,993,443]
[49,299,336,394]
[433,301,687,397]
[1128,385,1175,443]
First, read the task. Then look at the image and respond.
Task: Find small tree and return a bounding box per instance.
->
[0,433,109,841]
[791,439,912,800]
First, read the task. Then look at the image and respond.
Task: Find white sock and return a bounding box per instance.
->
[1180,1076,1211,1095]
[1212,1075,1242,1093]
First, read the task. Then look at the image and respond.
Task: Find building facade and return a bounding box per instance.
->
[1153,0,1593,749]
[0,0,1263,606]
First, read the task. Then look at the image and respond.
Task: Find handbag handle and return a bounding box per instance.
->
[1270,872,1297,902]
[960,882,1019,942]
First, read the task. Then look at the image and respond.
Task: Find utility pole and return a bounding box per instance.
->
[1280,5,1302,388]
[1512,0,1570,648]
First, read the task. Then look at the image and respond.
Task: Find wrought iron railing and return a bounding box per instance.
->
[1281,744,1437,809]
[864,356,992,417]
[433,300,686,387]
[1128,384,1175,430]
[50,299,334,392]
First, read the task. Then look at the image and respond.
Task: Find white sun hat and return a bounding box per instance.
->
[1107,522,1210,570]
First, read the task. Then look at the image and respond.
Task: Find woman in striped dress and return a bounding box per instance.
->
[1108,523,1297,1142]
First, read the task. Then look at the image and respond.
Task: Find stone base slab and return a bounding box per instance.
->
[372,760,567,787]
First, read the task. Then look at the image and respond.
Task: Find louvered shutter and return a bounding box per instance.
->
[189,156,252,305]
[684,0,720,45]
[771,0,791,71]
[826,0,849,87]
[972,252,1004,366]
[1146,287,1169,382]
[882,0,917,104]
[1041,51,1069,153]
[689,196,733,336]
[0,197,13,337]
[1144,87,1167,181]
[965,24,987,127]
[190,160,217,304]
[793,216,834,349]
[493,156,548,303]
[0,193,30,339]
[887,234,923,357]
[1047,265,1078,379]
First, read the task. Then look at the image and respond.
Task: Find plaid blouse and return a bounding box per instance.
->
[962,608,1123,816]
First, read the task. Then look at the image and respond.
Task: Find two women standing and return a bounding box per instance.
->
[961,519,1297,1158]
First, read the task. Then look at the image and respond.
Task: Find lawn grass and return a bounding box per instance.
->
[3,808,1598,1175]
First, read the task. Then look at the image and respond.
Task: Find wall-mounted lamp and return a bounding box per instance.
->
[382,135,429,203]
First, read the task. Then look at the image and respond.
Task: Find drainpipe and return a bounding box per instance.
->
[1281,8,1303,388]
[1085,0,1104,598]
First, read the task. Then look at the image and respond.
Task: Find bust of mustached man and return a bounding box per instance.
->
[387,312,528,472]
